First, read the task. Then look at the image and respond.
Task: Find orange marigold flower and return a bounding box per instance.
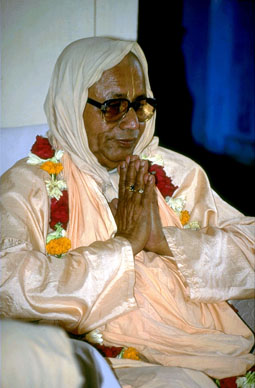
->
[122,347,140,361]
[40,161,63,175]
[46,237,71,256]
[180,210,190,226]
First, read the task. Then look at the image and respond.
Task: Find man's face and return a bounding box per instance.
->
[83,53,147,170]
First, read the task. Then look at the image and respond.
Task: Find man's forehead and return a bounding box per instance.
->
[89,57,146,100]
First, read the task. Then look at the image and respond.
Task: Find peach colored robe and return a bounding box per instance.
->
[1,145,254,380]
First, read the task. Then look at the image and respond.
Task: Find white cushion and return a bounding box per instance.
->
[1,319,84,388]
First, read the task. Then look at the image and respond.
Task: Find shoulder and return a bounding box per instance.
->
[157,146,200,169]
[0,158,49,196]
[0,159,51,248]
[156,146,206,184]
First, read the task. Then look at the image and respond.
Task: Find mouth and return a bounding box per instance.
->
[116,138,137,148]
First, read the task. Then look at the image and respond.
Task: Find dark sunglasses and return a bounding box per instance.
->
[87,96,157,123]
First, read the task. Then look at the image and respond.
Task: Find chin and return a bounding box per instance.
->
[102,152,134,170]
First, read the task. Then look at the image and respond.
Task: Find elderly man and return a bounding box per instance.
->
[1,37,254,387]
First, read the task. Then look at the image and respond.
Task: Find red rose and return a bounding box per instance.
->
[157,178,177,197]
[218,366,255,388]
[218,377,237,387]
[50,190,69,230]
[31,135,55,159]
[149,164,178,198]
[149,164,166,179]
[95,344,123,358]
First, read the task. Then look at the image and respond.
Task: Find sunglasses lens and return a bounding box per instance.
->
[135,99,155,122]
[104,100,129,122]
[103,98,156,122]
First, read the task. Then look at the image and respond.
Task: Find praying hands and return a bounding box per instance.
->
[110,155,172,256]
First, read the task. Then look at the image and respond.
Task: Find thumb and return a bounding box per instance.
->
[109,198,118,218]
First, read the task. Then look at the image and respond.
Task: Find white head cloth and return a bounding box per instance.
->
[44,37,157,187]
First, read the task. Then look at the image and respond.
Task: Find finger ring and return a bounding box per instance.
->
[137,188,144,194]
[127,184,136,192]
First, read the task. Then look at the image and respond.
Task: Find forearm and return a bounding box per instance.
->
[163,224,255,302]
[0,236,136,333]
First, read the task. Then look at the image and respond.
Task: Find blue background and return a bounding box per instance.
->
[138,0,254,215]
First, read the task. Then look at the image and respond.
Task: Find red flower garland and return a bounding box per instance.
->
[216,365,255,387]
[50,190,69,230]
[29,136,70,257]
[31,135,55,159]
[148,163,178,198]
[94,344,123,358]
[30,136,69,232]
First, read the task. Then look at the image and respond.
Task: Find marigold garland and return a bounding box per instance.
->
[27,135,71,258]
[121,347,140,360]
[40,161,64,175]
[46,237,71,257]
[180,210,190,226]
[85,330,141,360]
[92,343,141,360]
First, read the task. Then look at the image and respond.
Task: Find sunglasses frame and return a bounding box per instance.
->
[87,96,157,122]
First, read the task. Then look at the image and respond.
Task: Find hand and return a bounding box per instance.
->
[112,156,155,255]
[143,188,172,256]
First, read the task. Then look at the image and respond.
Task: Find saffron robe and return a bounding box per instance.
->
[1,145,254,381]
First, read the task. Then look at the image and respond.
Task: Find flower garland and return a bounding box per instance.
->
[85,329,255,385]
[85,329,140,360]
[215,367,255,388]
[142,153,200,230]
[27,140,253,381]
[27,139,198,258]
[27,136,71,258]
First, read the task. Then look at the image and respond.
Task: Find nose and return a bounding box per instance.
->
[119,107,139,130]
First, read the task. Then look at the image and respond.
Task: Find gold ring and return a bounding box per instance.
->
[137,188,144,194]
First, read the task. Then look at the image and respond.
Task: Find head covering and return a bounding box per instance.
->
[44,37,157,186]
[44,37,181,250]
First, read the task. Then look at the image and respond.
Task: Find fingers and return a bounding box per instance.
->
[115,156,155,255]
[125,158,139,200]
[118,156,139,197]
[141,173,155,206]
[118,161,127,199]
[118,156,150,200]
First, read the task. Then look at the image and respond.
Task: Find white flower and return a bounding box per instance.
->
[165,196,186,214]
[236,378,248,388]
[52,150,64,162]
[27,149,64,166]
[46,224,66,243]
[85,329,103,345]
[184,221,200,230]
[45,177,67,200]
[236,371,255,387]
[27,152,45,165]
[141,153,164,166]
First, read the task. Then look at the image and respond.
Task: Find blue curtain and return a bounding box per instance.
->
[182,0,255,165]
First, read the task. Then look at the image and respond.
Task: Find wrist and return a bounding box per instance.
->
[115,233,142,256]
[145,236,172,256]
